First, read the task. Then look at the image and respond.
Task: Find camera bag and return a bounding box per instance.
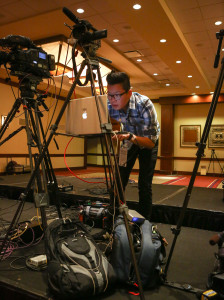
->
[110,217,165,288]
[45,218,116,299]
[207,246,224,298]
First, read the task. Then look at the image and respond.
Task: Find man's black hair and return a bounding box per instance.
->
[106,70,131,91]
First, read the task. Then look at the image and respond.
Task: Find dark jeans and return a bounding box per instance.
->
[118,141,158,220]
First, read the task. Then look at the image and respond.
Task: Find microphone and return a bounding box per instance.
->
[62,7,80,25]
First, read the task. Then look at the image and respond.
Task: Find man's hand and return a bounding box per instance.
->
[112,131,131,141]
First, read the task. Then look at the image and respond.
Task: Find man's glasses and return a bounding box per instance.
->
[107,91,127,101]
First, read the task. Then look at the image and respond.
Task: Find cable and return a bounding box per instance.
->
[64,137,106,184]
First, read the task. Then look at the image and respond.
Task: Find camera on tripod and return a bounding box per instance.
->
[0,35,55,79]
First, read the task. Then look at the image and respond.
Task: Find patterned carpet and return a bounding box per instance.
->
[55,170,224,189]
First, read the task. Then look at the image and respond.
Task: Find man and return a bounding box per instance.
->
[106,71,160,220]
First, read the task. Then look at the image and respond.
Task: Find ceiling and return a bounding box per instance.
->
[0,0,224,99]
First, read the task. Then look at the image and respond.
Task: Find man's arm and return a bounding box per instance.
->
[112,132,155,149]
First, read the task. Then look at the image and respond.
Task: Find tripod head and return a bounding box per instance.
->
[63,7,107,49]
[63,7,111,88]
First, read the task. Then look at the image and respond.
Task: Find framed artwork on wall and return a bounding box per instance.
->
[208,125,224,148]
[180,125,201,148]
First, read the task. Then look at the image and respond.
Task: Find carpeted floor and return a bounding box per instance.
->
[55,168,224,189]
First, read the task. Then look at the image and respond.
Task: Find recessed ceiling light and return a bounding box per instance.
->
[176,60,181,64]
[210,92,214,94]
[166,83,170,86]
[160,39,166,43]
[77,8,84,13]
[192,93,196,95]
[113,39,119,43]
[215,21,222,26]
[133,4,141,10]
[188,75,192,78]
[137,59,142,62]
[153,73,158,76]
[222,48,224,51]
[195,86,200,88]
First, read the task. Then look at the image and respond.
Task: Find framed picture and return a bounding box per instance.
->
[180,125,201,147]
[208,125,224,148]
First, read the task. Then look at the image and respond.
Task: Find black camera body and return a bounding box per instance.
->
[0,35,55,79]
[9,48,55,78]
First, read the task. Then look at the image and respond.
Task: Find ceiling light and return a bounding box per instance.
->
[160,39,166,43]
[153,73,158,76]
[222,48,224,51]
[210,92,214,94]
[137,59,142,62]
[188,75,192,78]
[133,4,141,10]
[166,83,170,86]
[215,21,222,26]
[113,39,119,43]
[195,86,200,88]
[192,93,196,95]
[176,60,181,64]
[77,8,84,13]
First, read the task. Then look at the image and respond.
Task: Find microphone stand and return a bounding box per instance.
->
[163,29,224,293]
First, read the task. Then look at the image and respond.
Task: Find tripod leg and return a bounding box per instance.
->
[0,98,22,140]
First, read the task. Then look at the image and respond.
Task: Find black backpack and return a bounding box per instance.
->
[45,218,116,299]
[110,217,165,288]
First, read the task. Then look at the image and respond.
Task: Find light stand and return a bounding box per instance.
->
[163,29,224,294]
[207,149,224,175]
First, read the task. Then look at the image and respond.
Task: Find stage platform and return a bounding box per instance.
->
[0,198,220,300]
[0,173,223,231]
[0,173,224,299]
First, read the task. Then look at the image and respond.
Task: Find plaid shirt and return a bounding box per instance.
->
[108,92,160,144]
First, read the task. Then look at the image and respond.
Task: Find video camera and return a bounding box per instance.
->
[63,7,107,47]
[0,35,55,79]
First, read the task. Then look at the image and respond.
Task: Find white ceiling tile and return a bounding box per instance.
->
[22,0,59,12]
[200,3,224,18]
[87,0,112,13]
[100,11,124,25]
[175,7,203,23]
[180,20,206,33]
[184,31,211,44]
[197,0,224,6]
[166,0,198,10]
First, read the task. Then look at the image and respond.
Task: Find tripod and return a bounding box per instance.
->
[0,8,146,300]
[207,149,224,175]
[0,75,62,254]
[163,29,224,294]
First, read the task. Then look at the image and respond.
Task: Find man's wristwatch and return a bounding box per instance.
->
[127,132,134,141]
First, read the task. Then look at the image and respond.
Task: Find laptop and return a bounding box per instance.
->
[65,95,110,135]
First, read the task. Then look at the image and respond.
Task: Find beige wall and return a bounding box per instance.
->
[0,82,85,173]
[87,100,224,175]
[174,102,224,174]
